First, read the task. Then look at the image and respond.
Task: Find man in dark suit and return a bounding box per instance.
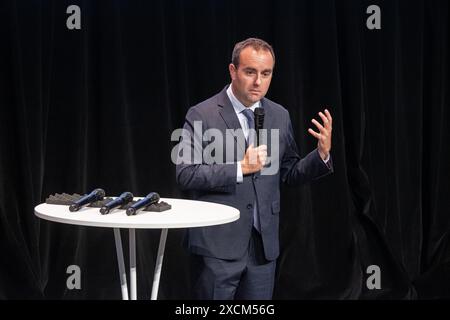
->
[176,38,333,299]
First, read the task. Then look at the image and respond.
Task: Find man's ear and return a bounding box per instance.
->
[229,63,237,80]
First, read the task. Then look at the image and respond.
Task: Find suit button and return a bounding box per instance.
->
[253,175,258,180]
[247,204,253,210]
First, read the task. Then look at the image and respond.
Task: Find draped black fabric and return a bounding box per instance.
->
[0,0,449,299]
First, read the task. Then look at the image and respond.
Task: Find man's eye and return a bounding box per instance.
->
[263,72,271,77]
[246,71,255,75]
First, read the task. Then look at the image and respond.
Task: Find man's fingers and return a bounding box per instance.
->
[256,145,267,151]
[248,155,258,165]
[311,119,325,133]
[318,112,330,129]
[308,128,321,139]
[248,146,258,162]
[246,144,255,161]
[324,109,332,127]
[258,153,267,166]
[257,148,267,155]
[246,143,268,169]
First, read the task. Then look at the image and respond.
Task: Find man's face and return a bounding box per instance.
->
[229,47,274,107]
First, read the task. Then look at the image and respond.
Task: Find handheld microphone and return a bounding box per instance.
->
[254,107,265,146]
[100,192,134,215]
[126,192,160,216]
[69,188,105,212]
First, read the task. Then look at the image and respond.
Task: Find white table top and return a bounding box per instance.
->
[34,198,240,229]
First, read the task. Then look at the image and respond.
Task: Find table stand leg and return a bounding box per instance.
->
[113,228,129,300]
[150,228,168,300]
[129,228,137,300]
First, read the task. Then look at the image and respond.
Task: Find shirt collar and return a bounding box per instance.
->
[226,84,260,115]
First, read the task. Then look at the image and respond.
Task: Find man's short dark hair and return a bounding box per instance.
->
[231,38,275,68]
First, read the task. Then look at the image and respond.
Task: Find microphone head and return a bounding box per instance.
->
[120,192,134,202]
[254,107,265,117]
[254,107,265,129]
[146,192,160,203]
[91,188,106,199]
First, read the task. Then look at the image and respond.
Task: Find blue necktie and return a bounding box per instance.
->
[242,108,255,146]
[241,108,260,232]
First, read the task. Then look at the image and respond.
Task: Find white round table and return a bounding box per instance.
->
[34,197,239,300]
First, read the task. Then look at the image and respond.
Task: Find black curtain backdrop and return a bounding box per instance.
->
[0,0,449,299]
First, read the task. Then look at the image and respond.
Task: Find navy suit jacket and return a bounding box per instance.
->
[176,86,333,261]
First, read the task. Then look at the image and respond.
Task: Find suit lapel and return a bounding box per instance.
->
[217,87,247,155]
